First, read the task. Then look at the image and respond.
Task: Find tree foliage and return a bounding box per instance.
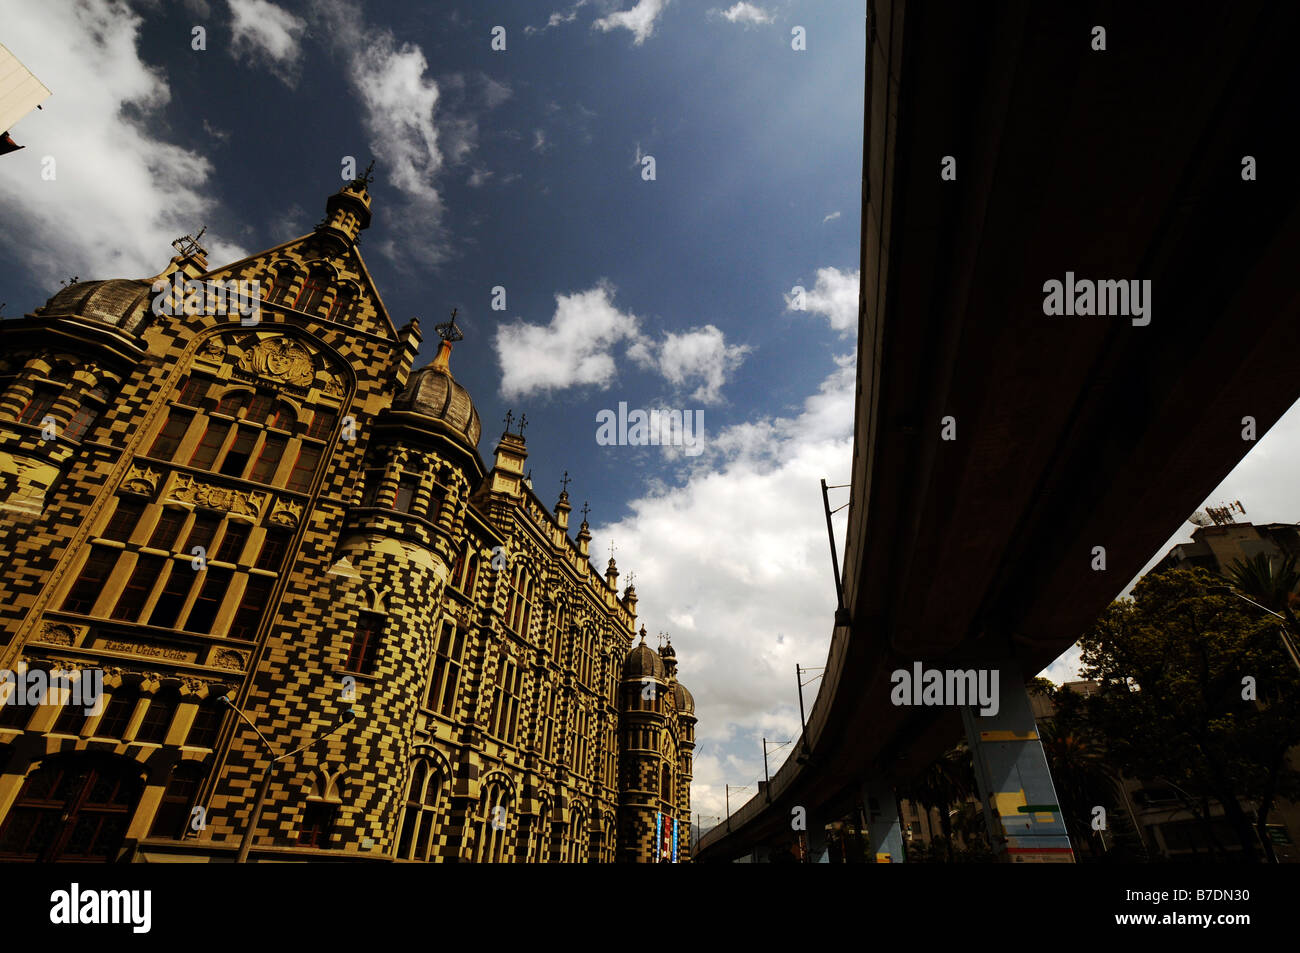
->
[1077,567,1300,861]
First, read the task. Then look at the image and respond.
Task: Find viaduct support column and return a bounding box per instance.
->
[961,661,1074,863]
[861,779,904,862]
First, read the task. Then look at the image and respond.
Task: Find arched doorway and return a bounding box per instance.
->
[0,754,143,861]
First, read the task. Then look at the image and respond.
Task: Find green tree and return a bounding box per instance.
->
[1221,552,1300,859]
[898,742,976,862]
[1078,567,1300,862]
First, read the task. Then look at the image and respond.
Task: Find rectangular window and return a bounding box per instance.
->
[183,513,222,554]
[228,576,273,640]
[62,548,117,614]
[135,693,177,744]
[306,410,337,440]
[245,393,274,425]
[425,622,465,718]
[491,656,521,743]
[185,701,225,748]
[52,694,87,735]
[147,563,194,629]
[94,690,139,740]
[17,385,60,424]
[345,614,383,674]
[149,765,203,839]
[110,555,165,621]
[184,569,232,634]
[214,524,250,563]
[218,425,257,477]
[147,509,188,550]
[146,409,194,460]
[101,500,144,543]
[189,419,231,470]
[286,445,321,493]
[255,530,290,572]
[248,434,287,484]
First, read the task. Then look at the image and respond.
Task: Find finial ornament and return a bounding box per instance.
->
[627,571,636,588]
[354,159,376,187]
[517,413,528,437]
[435,307,464,343]
[559,471,571,495]
[503,409,514,432]
[581,501,591,522]
[171,226,208,260]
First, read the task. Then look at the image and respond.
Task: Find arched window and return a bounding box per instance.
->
[16,384,61,425]
[215,390,252,418]
[568,807,588,863]
[293,269,329,313]
[451,545,478,596]
[660,764,673,803]
[327,286,356,322]
[64,386,109,441]
[396,760,442,862]
[267,266,298,304]
[475,782,511,863]
[531,798,552,863]
[0,754,142,861]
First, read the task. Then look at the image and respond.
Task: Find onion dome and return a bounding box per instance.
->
[674,682,695,715]
[391,311,481,449]
[37,279,154,334]
[624,626,665,680]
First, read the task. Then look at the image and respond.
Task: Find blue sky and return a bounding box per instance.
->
[7,0,1298,833]
[0,0,865,825]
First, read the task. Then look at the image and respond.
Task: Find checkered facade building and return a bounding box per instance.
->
[0,176,695,862]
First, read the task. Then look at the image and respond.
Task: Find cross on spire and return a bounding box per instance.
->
[503,409,514,431]
[517,413,528,437]
[608,540,617,560]
[435,307,463,343]
[353,159,376,187]
[626,571,636,588]
[580,501,590,523]
[559,471,571,494]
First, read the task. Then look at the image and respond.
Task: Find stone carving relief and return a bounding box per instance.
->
[238,336,316,388]
[268,498,303,528]
[169,474,265,516]
[121,464,161,496]
[213,649,247,670]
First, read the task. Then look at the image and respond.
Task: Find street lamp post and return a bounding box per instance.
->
[1209,585,1300,675]
[222,695,357,863]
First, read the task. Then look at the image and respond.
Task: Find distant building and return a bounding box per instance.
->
[1159,521,1300,573]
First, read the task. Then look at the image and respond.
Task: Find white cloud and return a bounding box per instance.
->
[630,325,751,404]
[466,168,493,188]
[788,266,859,333]
[0,0,246,287]
[526,0,591,35]
[313,0,452,268]
[821,210,841,224]
[532,128,551,153]
[590,347,856,820]
[593,0,670,45]
[715,2,773,26]
[226,0,306,85]
[495,282,643,399]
